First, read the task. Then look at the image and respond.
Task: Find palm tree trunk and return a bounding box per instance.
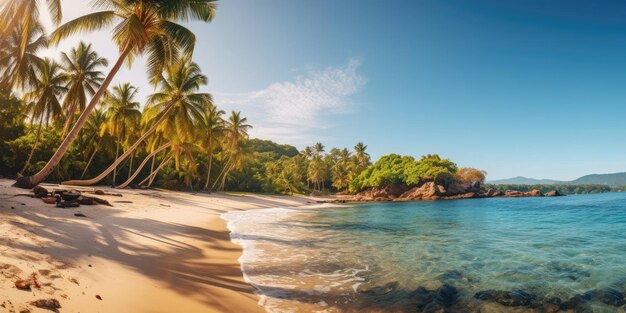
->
[112,139,120,186]
[18,116,43,175]
[61,101,175,186]
[117,142,171,189]
[61,102,77,137]
[127,150,134,180]
[203,149,214,191]
[139,154,173,187]
[15,47,132,189]
[80,137,102,179]
[211,159,231,191]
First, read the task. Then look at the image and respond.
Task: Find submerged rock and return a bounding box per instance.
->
[359,281,399,295]
[474,289,535,307]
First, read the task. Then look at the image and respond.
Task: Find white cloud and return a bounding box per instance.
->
[213,59,365,146]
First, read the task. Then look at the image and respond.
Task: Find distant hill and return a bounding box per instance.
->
[488,176,562,185]
[570,172,626,186]
[489,172,626,187]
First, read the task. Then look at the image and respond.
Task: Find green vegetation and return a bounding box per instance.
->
[350,154,486,191]
[485,184,615,195]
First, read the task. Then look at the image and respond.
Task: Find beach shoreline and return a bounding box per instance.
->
[0,178,326,313]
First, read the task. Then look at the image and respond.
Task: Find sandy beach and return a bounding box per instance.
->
[0,178,323,313]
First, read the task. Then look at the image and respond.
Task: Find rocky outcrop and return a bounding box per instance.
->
[344,183,564,203]
[351,184,409,201]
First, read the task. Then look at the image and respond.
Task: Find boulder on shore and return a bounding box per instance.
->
[523,189,543,197]
[545,190,563,197]
[398,182,446,201]
[354,184,408,201]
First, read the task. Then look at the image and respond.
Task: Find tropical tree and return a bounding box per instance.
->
[212,111,252,191]
[0,21,47,90]
[0,0,61,83]
[354,142,370,169]
[79,108,110,179]
[99,83,141,186]
[59,41,107,136]
[198,104,225,191]
[19,58,68,174]
[16,0,218,188]
[64,60,212,186]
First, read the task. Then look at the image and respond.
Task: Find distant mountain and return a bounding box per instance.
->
[487,176,562,185]
[570,172,626,186]
[488,172,626,187]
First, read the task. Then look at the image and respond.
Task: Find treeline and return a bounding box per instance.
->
[485,184,615,195]
[350,153,487,191]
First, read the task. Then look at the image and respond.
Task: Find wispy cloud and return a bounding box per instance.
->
[213,58,365,146]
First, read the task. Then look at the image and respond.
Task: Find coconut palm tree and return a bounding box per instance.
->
[16,0,218,188]
[0,0,61,78]
[80,108,109,179]
[99,83,141,186]
[19,58,68,175]
[211,111,252,191]
[63,60,212,186]
[59,41,108,136]
[354,142,370,169]
[199,104,225,191]
[0,21,47,91]
[314,142,325,157]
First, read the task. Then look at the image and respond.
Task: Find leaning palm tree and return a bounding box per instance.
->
[60,41,108,136]
[0,21,47,91]
[99,83,141,186]
[19,58,68,175]
[64,60,212,186]
[354,142,370,169]
[16,0,218,188]
[198,104,225,191]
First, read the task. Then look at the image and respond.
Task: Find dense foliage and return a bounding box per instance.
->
[485,184,614,195]
[350,154,485,191]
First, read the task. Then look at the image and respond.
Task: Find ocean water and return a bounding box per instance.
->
[222,193,626,312]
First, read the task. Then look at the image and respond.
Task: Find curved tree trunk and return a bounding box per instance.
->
[127,150,134,179]
[210,159,231,191]
[15,47,132,189]
[61,102,77,138]
[18,116,43,175]
[112,139,120,187]
[117,142,171,189]
[139,154,173,187]
[61,101,175,186]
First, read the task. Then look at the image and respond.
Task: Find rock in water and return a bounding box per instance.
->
[435,284,458,307]
[545,190,563,197]
[474,289,535,307]
[29,299,61,310]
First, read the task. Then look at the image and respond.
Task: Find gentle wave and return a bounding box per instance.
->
[223,194,626,312]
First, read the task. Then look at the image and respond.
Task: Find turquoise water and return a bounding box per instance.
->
[224,193,626,312]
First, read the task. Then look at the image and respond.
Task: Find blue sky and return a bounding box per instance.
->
[43,0,626,180]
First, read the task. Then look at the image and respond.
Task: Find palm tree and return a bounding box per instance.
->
[212,111,252,191]
[99,83,141,186]
[19,58,68,175]
[0,21,47,90]
[314,142,325,157]
[80,108,109,179]
[198,104,225,191]
[0,0,61,78]
[354,142,370,169]
[64,60,212,186]
[16,0,217,188]
[60,41,107,136]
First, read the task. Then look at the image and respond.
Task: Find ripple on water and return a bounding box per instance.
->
[223,193,626,312]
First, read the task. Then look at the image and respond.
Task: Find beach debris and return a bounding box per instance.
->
[10,206,15,209]
[114,200,133,204]
[56,200,79,208]
[42,197,56,204]
[92,197,112,206]
[29,299,61,311]
[18,308,31,313]
[160,204,171,207]
[94,189,105,195]
[74,213,87,218]
[14,273,41,290]
[60,191,81,201]
[69,277,79,285]
[32,186,49,198]
[92,189,122,197]
[95,295,102,300]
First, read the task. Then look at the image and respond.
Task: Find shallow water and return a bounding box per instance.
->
[223,194,626,312]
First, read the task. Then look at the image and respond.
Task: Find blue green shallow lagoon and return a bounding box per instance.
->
[223,193,626,312]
